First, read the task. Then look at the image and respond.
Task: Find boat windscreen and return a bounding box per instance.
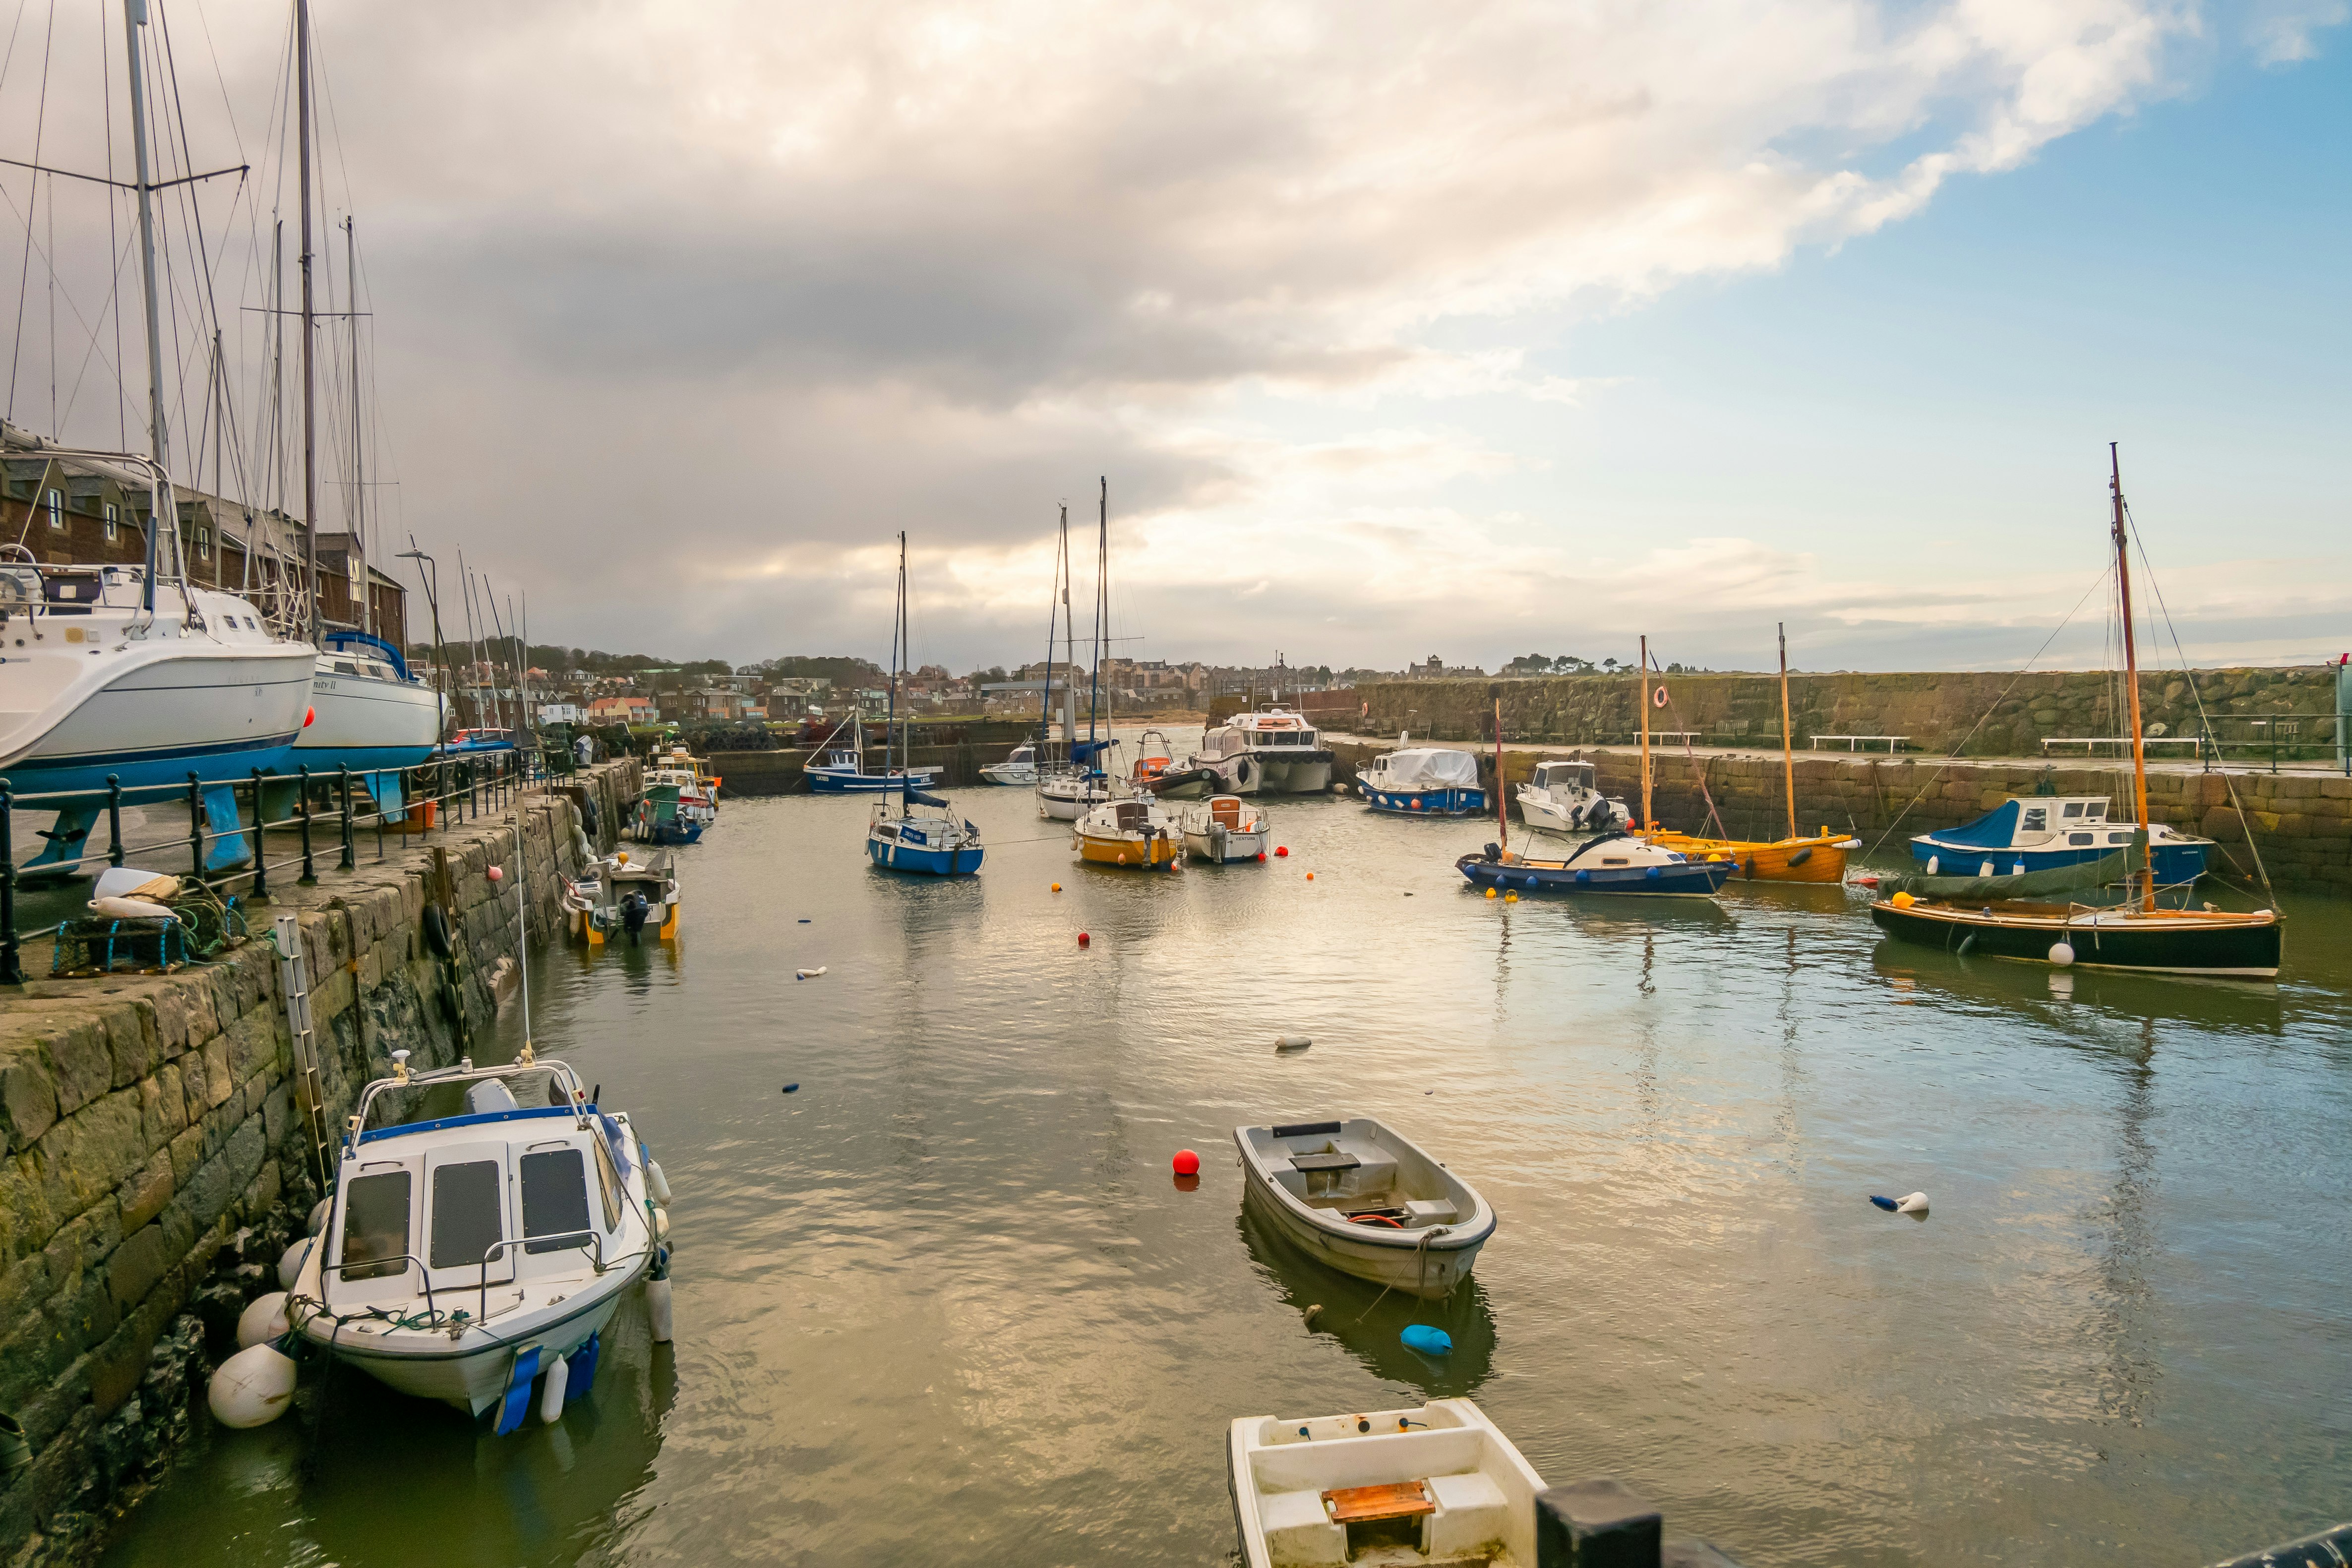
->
[521,1149,593,1254]
[429,1160,505,1270]
[340,1170,412,1282]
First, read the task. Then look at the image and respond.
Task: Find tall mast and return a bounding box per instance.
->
[1494,693,1507,852]
[886,533,904,789]
[121,0,170,609]
[1085,477,1104,745]
[297,0,319,644]
[2110,443,2155,912]
[346,216,369,636]
[1039,504,1065,742]
[1637,634,1653,830]
[1778,622,1796,839]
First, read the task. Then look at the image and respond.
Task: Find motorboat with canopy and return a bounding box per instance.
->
[1233,1117,1494,1299]
[1358,746,1485,816]
[1179,794,1269,862]
[1513,760,1624,834]
[1189,704,1334,795]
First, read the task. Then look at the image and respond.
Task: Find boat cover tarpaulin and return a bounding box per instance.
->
[1379,749,1480,788]
[1070,740,1112,765]
[900,787,950,808]
[1887,835,2143,901]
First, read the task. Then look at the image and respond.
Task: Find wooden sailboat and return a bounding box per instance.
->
[1642,624,1859,882]
[1869,447,2282,977]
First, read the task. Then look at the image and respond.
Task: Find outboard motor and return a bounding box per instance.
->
[1482,842,1502,862]
[620,891,650,945]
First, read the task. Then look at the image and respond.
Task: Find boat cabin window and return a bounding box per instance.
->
[2020,806,2047,833]
[340,1170,413,1282]
[588,1132,624,1231]
[2070,832,2094,844]
[2086,803,2107,819]
[2063,802,2085,818]
[428,1159,506,1271]
[333,660,361,675]
[521,1148,593,1254]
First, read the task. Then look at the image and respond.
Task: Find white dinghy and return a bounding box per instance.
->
[1234,1118,1494,1299]
[1228,1398,1544,1568]
[1180,794,1270,862]
[289,1050,663,1429]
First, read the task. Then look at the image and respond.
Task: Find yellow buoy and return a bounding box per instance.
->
[1504,892,1517,903]
[1890,891,1915,908]
[1484,887,1497,900]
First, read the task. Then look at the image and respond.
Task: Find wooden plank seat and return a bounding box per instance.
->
[1323,1481,1435,1523]
[1290,1151,1361,1173]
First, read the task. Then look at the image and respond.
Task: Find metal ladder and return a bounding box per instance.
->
[274,912,332,1187]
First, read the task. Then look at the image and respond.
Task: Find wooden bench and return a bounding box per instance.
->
[2039,736,2203,755]
[1323,1481,1435,1523]
[1290,1151,1361,1173]
[1810,734,1907,753]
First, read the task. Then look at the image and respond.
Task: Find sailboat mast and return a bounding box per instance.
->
[1086,478,1104,745]
[2110,443,2155,912]
[121,0,170,609]
[1778,622,1796,839]
[886,532,903,787]
[1637,635,1653,830]
[347,216,369,636]
[296,0,319,644]
[1494,694,1507,851]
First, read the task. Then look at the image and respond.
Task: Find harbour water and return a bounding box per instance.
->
[101,767,2352,1566]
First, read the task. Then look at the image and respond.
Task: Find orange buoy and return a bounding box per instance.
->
[1306,872,1315,881]
[1275,846,1289,857]
[487,866,503,882]
[1172,1149,1200,1176]
[1051,883,1062,892]
[302,706,315,728]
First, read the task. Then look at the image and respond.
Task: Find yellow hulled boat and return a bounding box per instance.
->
[1074,797,1183,869]
[1641,827,1858,883]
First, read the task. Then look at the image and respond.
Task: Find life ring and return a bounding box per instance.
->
[1348,1213,1406,1228]
[1652,685,1669,708]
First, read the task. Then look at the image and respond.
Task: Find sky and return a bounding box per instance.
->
[1,0,2346,675]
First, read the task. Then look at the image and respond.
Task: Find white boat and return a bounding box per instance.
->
[1074,791,1183,869]
[1358,748,1486,817]
[1189,704,1334,795]
[1036,738,1116,820]
[289,1052,662,1424]
[978,741,1041,785]
[865,535,985,877]
[1233,1117,1494,1299]
[1228,1397,1546,1568]
[1179,794,1269,862]
[564,848,680,946]
[1515,759,1626,834]
[293,631,445,776]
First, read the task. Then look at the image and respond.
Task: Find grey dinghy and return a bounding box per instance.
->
[1235,1118,1494,1299]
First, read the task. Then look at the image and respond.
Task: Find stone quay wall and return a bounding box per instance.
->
[0,759,640,1563]
[1326,741,2349,896]
[1354,666,2347,760]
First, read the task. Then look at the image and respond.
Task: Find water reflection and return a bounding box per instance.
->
[1235,1205,1497,1400]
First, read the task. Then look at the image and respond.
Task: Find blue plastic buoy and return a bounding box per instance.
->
[782,1083,799,1094]
[1400,1325,1452,1355]
[1869,1195,1899,1211]
[798,918,811,923]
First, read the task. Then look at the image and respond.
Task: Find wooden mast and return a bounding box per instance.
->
[2110,443,2155,912]
[1778,622,1796,839]
[1637,635,1652,830]
[1494,693,1507,852]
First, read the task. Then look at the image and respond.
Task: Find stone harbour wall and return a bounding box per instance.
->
[0,759,640,1563]
[1354,666,2348,759]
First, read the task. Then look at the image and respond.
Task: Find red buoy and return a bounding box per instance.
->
[1172,1149,1200,1176]
[302,706,315,728]
[487,866,503,882]
[1078,931,1090,946]
[1256,851,1266,862]
[1275,846,1289,857]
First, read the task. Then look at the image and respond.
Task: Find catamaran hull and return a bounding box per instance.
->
[1870,900,2281,977]
[1457,852,1733,897]
[1364,785,1486,817]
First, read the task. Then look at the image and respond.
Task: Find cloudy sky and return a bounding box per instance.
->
[3,0,2347,673]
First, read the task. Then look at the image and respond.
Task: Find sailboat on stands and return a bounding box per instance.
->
[1870,447,2282,978]
[1641,625,1858,881]
[866,535,983,875]
[0,1,314,879]
[1456,670,1732,898]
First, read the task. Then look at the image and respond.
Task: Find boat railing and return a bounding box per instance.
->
[316,1226,621,1328]
[0,741,574,984]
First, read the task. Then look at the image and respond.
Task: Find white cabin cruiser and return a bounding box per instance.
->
[1234,1117,1494,1298]
[1036,738,1117,820]
[1229,1398,1545,1568]
[289,1051,663,1427]
[978,741,1041,785]
[1189,705,1334,795]
[1515,760,1626,834]
[1180,794,1269,862]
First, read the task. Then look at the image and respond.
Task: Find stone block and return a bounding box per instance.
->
[166,1123,203,1189]
[224,1007,277,1089]
[0,1048,60,1150]
[200,1035,233,1109]
[105,1221,168,1313]
[36,1018,115,1120]
[34,1089,147,1223]
[114,1149,173,1234]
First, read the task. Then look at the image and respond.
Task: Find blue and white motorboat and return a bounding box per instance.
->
[807,746,941,793]
[1358,747,1485,816]
[1456,831,1734,897]
[1910,795,2212,885]
[287,1049,664,1426]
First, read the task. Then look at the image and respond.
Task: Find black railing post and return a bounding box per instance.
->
[250,769,269,902]
[298,766,318,886]
[338,766,356,870]
[0,785,23,985]
[105,776,123,868]
[376,771,387,863]
[187,773,205,882]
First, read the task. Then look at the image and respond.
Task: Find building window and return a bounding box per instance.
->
[45,489,63,530]
[102,503,118,542]
[195,527,211,561]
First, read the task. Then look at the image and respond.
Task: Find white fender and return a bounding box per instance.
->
[235,1291,291,1350]
[647,1161,671,1207]
[306,1199,330,1236]
[646,1277,674,1343]
[277,1236,315,1290]
[539,1353,569,1424]
[653,1207,670,1243]
[2048,941,2076,967]
[208,1344,297,1429]
[1895,1191,1930,1215]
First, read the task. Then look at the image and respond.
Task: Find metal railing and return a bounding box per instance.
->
[318,1226,624,1329]
[0,744,560,984]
